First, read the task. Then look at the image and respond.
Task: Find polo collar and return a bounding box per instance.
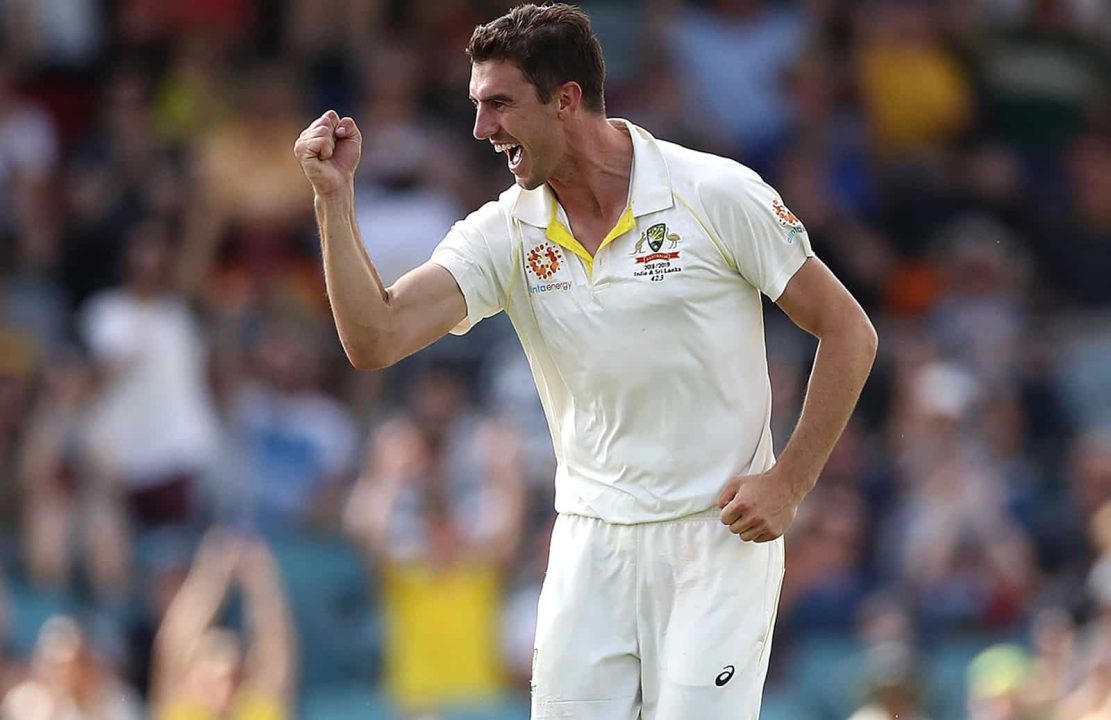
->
[511,119,674,228]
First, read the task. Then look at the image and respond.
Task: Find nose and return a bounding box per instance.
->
[473,104,497,141]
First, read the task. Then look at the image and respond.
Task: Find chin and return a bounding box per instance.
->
[515,174,545,191]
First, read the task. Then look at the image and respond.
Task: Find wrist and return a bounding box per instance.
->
[314,184,355,209]
[773,458,819,501]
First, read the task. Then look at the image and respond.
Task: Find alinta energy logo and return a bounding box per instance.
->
[771,198,805,244]
[527,242,572,294]
[527,242,561,279]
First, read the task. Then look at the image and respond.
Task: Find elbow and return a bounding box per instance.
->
[341,329,399,371]
[862,313,879,361]
[345,345,396,371]
[856,312,879,375]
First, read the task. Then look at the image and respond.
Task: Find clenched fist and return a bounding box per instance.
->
[717,466,806,542]
[293,110,362,197]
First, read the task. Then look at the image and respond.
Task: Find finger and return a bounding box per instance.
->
[720,497,749,526]
[729,515,762,537]
[308,125,336,141]
[753,530,779,543]
[717,482,738,509]
[300,137,334,160]
[736,519,769,542]
[323,109,340,126]
[337,117,359,138]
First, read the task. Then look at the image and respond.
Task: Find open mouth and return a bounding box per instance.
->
[494,141,523,170]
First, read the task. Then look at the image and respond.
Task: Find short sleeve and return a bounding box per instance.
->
[80,294,135,363]
[700,164,815,301]
[428,203,510,335]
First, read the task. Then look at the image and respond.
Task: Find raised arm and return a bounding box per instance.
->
[237,540,297,706]
[342,419,422,563]
[152,530,240,706]
[293,111,466,370]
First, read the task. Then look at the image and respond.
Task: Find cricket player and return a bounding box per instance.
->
[293,4,877,718]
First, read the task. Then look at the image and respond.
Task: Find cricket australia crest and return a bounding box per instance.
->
[630,223,683,282]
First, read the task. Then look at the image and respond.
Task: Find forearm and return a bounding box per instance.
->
[243,582,297,698]
[775,316,877,498]
[152,566,232,703]
[315,187,394,369]
[480,424,526,567]
[343,476,399,561]
[159,566,232,645]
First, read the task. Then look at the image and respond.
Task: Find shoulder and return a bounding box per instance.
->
[83,288,128,313]
[79,289,130,328]
[657,139,766,209]
[449,186,519,245]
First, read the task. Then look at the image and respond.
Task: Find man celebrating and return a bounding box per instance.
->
[294,4,876,718]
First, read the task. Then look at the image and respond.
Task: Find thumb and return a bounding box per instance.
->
[717,477,740,509]
[336,116,360,141]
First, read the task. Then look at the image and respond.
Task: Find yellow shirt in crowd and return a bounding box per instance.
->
[383,561,504,710]
[159,691,285,720]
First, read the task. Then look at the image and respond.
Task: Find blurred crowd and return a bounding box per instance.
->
[0,0,1108,718]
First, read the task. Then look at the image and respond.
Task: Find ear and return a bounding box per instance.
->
[556,81,583,116]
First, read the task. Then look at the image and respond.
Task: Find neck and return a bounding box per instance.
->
[548,116,632,219]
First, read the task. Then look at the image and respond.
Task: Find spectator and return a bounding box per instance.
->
[0,328,37,534]
[0,61,59,267]
[191,61,324,321]
[1,615,143,720]
[889,361,1037,633]
[1068,432,1111,527]
[483,340,557,496]
[345,364,525,713]
[1024,607,1083,715]
[79,217,221,528]
[1034,129,1111,310]
[847,642,930,720]
[0,0,103,69]
[966,644,1036,720]
[151,530,296,720]
[855,1,973,159]
[217,317,358,533]
[352,43,465,286]
[668,0,810,163]
[19,349,131,609]
[499,514,553,692]
[194,62,309,233]
[151,35,230,146]
[780,484,871,635]
[974,0,1108,155]
[60,64,188,308]
[1051,502,1111,718]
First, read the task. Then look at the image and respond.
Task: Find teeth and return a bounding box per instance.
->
[494,142,520,154]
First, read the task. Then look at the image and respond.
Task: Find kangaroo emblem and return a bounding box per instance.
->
[631,233,647,255]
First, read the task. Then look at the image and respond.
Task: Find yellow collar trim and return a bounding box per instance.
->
[544,201,636,277]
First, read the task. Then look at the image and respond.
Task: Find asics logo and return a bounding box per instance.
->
[715,664,735,687]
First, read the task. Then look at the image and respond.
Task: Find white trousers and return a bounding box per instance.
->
[530,509,785,720]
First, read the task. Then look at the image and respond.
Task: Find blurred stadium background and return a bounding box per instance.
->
[0,0,1109,718]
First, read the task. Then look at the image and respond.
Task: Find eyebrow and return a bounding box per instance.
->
[469,93,514,105]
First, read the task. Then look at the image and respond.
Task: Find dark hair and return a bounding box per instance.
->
[467,3,606,114]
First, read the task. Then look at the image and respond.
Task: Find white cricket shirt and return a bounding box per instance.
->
[430,120,814,524]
